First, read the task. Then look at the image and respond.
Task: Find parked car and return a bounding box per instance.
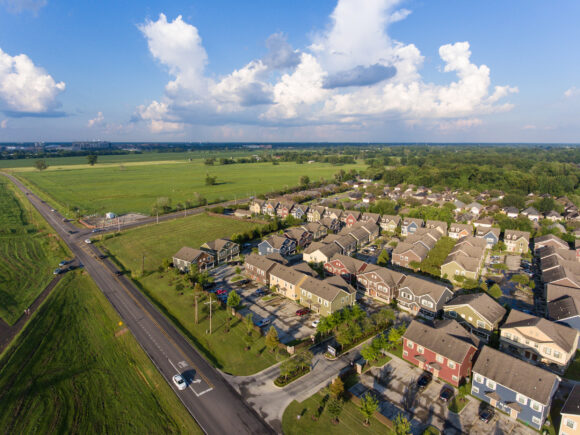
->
[53,268,62,275]
[417,372,433,390]
[98,254,107,260]
[439,386,454,402]
[115,271,123,276]
[311,319,320,328]
[256,318,271,327]
[58,260,68,267]
[84,239,92,244]
[255,288,267,296]
[296,308,310,316]
[216,289,227,295]
[479,406,494,423]
[172,374,187,390]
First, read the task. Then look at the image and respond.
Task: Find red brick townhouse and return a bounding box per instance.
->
[402,319,480,387]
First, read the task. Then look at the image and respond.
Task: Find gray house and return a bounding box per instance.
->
[475,227,501,249]
[471,346,560,430]
[258,235,296,257]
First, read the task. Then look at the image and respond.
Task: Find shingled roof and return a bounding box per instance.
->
[399,275,451,302]
[403,319,478,364]
[173,247,207,262]
[444,292,506,324]
[502,309,579,353]
[360,265,406,288]
[473,346,559,405]
[562,384,580,416]
[327,253,367,274]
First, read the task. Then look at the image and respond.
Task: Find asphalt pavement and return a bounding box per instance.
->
[2,173,273,435]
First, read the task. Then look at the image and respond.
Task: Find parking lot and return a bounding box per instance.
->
[351,355,536,435]
[210,264,318,344]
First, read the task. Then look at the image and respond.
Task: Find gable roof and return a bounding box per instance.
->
[449,223,473,234]
[202,238,234,251]
[303,241,341,258]
[504,230,530,242]
[561,384,580,416]
[300,276,350,302]
[392,241,429,259]
[548,295,580,321]
[262,234,293,249]
[425,220,448,231]
[473,346,559,405]
[359,265,406,288]
[291,262,317,277]
[534,234,568,249]
[244,253,278,271]
[444,292,506,324]
[173,246,208,262]
[323,275,356,294]
[402,217,423,227]
[475,227,501,238]
[443,253,482,273]
[302,222,325,233]
[381,214,401,225]
[327,253,367,274]
[399,275,451,302]
[403,320,478,364]
[270,263,307,285]
[454,236,487,250]
[502,309,579,352]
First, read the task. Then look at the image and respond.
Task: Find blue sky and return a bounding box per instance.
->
[0,0,579,142]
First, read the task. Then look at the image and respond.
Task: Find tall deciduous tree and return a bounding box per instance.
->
[265,326,279,352]
[359,393,379,425]
[87,154,98,166]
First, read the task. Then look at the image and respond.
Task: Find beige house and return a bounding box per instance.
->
[380,214,401,233]
[299,276,356,316]
[302,242,341,264]
[560,384,580,435]
[449,223,473,239]
[500,309,580,373]
[504,230,530,254]
[269,264,308,300]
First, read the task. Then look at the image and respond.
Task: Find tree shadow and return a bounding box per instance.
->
[401,377,419,411]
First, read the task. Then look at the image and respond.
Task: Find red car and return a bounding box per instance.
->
[216,289,227,295]
[296,308,310,316]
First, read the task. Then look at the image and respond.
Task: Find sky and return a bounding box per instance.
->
[0,0,579,143]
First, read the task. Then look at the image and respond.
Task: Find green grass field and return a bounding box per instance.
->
[0,177,69,325]
[100,214,282,374]
[0,272,199,434]
[14,158,362,216]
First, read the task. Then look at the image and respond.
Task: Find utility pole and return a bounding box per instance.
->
[184,204,187,217]
[142,254,145,275]
[156,209,159,224]
[194,294,198,324]
[204,295,218,334]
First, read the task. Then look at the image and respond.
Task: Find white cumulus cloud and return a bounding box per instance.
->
[564,86,580,98]
[135,100,184,133]
[0,47,65,114]
[87,111,104,127]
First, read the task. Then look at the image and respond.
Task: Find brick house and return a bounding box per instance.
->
[244,253,278,285]
[342,210,361,227]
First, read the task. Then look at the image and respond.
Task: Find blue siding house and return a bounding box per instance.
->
[472,346,560,430]
[258,235,296,257]
[475,227,500,249]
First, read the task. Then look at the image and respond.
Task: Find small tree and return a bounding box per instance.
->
[87,154,98,166]
[295,349,313,371]
[227,291,241,309]
[235,266,241,275]
[245,313,254,335]
[279,357,298,381]
[387,325,406,349]
[393,413,411,435]
[34,159,48,171]
[488,283,502,299]
[359,393,379,425]
[161,258,172,271]
[265,326,279,352]
[377,249,390,266]
[205,173,217,185]
[361,343,381,363]
[300,175,310,187]
[327,398,343,424]
[329,377,344,400]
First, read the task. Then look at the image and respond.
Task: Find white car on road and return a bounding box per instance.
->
[311,319,320,328]
[172,374,187,390]
[84,239,92,244]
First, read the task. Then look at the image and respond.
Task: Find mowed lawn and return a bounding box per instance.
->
[100,214,282,375]
[17,159,363,215]
[0,272,199,434]
[101,213,260,272]
[0,177,69,325]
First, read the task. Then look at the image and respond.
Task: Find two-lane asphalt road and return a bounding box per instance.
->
[2,173,273,435]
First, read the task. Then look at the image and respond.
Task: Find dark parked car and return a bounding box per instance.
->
[439,386,454,402]
[417,372,432,390]
[256,318,271,327]
[255,288,268,296]
[115,271,123,276]
[296,308,310,316]
[98,254,107,259]
[479,407,494,423]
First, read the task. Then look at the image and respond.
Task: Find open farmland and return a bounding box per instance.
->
[15,159,363,215]
[0,272,199,434]
[101,213,283,374]
[0,177,68,325]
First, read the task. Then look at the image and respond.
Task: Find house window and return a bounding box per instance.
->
[476,320,486,328]
[403,350,408,356]
[302,290,306,296]
[504,332,511,339]
[461,313,466,318]
[448,311,457,318]
[448,360,456,369]
[532,416,541,426]
[436,354,444,364]
[318,297,322,304]
[554,351,561,358]
[417,345,424,354]
[486,379,496,390]
[468,316,473,321]
[474,374,483,384]
[407,341,414,349]
[566,418,577,429]
[544,347,552,355]
[324,301,329,307]
[422,300,434,308]
[472,386,479,394]
[531,401,542,412]
[308,292,312,298]
[516,393,527,405]
[452,375,458,382]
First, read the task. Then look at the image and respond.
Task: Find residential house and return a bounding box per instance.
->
[361,212,381,225]
[504,230,531,254]
[324,208,343,221]
[380,214,401,234]
[319,217,341,233]
[500,309,580,373]
[402,319,479,387]
[392,241,429,269]
[471,346,560,430]
[301,222,327,241]
[341,226,370,249]
[545,210,562,222]
[263,199,279,216]
[173,247,215,272]
[444,292,506,342]
[357,221,380,241]
[535,234,569,252]
[249,199,265,215]
[324,253,368,284]
[284,227,312,248]
[258,235,296,257]
[276,200,295,219]
[522,207,541,222]
[542,264,580,290]
[342,210,361,227]
[397,276,453,318]
[325,233,358,255]
[476,227,501,249]
[441,237,486,281]
[356,265,406,303]
[503,206,520,218]
[449,223,473,239]
[299,276,356,316]
[467,202,484,215]
[307,205,325,223]
[425,220,448,236]
[474,217,494,228]
[290,204,309,220]
[546,284,580,348]
[362,193,375,204]
[302,241,341,264]
[244,253,277,285]
[200,238,239,264]
[454,200,466,213]
[559,384,580,435]
[269,263,308,300]
[401,217,424,237]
